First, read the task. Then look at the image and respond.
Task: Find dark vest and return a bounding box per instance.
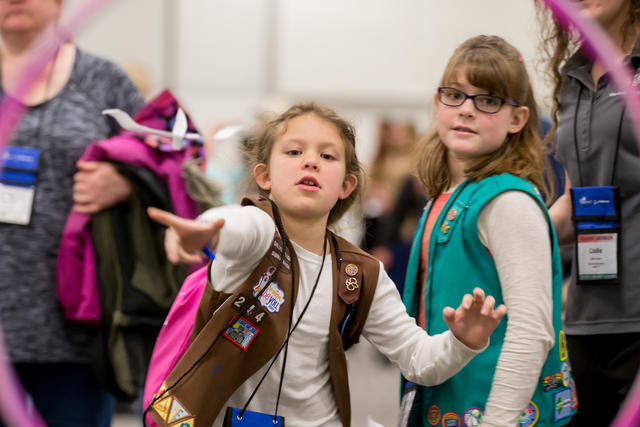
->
[150,196,380,427]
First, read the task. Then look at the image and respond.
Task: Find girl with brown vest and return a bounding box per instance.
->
[146,103,507,427]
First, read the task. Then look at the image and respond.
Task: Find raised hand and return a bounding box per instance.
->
[443,287,507,350]
[147,207,225,264]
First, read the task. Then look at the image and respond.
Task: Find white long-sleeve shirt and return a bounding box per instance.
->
[477,191,555,427]
[199,204,482,427]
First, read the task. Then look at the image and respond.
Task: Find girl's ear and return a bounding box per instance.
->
[507,106,530,134]
[339,173,358,200]
[253,163,271,191]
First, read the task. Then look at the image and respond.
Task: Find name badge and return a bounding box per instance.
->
[570,186,620,285]
[0,147,39,225]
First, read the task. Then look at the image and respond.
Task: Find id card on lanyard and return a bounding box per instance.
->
[570,186,621,285]
[0,146,39,225]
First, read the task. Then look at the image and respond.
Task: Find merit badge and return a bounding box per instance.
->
[558,330,568,361]
[569,378,578,409]
[441,411,460,427]
[561,361,570,387]
[447,208,458,221]
[518,402,539,427]
[176,419,194,427]
[440,222,451,234]
[345,263,358,276]
[152,397,171,420]
[553,387,573,422]
[463,408,482,426]
[168,397,191,424]
[542,373,563,392]
[345,277,359,292]
[224,317,260,351]
[427,404,441,425]
[253,267,285,313]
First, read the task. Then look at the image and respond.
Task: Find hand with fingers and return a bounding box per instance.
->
[443,287,507,350]
[72,161,132,214]
[147,207,225,265]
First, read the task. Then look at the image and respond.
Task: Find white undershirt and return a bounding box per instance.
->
[199,205,482,427]
[476,191,555,427]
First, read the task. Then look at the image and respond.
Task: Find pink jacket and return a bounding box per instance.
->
[56,91,201,324]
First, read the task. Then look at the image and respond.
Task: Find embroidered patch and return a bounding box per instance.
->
[345,263,358,276]
[569,378,578,409]
[176,418,194,427]
[152,396,171,420]
[224,316,260,351]
[168,397,191,424]
[561,361,570,387]
[558,330,568,361]
[462,408,482,426]
[253,267,285,313]
[542,373,563,392]
[427,404,441,425]
[441,411,460,427]
[518,402,539,426]
[553,387,573,422]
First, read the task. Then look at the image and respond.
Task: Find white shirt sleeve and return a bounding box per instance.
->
[198,205,275,293]
[477,191,555,427]
[362,263,484,386]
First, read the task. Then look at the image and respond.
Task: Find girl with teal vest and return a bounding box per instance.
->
[400,36,577,427]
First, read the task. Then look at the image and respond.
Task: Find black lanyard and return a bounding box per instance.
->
[571,82,626,187]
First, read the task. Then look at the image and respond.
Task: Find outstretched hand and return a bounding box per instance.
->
[443,287,507,350]
[147,207,225,264]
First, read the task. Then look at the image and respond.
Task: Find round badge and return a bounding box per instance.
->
[463,408,482,426]
[441,411,460,427]
[447,208,458,221]
[518,402,539,427]
[427,404,441,425]
[345,263,358,276]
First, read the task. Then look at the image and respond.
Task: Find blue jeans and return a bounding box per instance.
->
[3,363,115,427]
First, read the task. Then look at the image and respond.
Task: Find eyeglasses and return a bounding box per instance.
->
[437,87,519,114]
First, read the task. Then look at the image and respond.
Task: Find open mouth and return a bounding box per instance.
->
[297,176,320,188]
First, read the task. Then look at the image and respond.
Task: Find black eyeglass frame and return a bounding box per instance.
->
[437,86,519,114]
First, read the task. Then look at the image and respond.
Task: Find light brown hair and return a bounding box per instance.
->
[414,35,552,202]
[537,0,640,146]
[244,102,363,226]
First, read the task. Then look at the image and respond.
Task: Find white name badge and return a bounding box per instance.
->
[576,233,618,280]
[0,183,35,225]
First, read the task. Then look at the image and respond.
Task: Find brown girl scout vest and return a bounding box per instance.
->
[149,196,380,427]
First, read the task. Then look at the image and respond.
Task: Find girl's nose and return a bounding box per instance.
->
[459,98,475,117]
[303,155,319,170]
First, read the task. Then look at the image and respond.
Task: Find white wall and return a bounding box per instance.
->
[70,0,547,159]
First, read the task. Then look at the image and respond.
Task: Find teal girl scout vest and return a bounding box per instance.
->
[402,174,577,427]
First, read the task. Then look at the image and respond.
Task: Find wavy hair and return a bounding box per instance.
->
[536,0,640,148]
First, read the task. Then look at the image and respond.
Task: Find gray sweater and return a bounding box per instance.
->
[0,49,144,363]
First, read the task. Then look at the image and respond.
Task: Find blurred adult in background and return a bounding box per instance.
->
[362,120,416,247]
[539,0,640,425]
[0,0,144,425]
